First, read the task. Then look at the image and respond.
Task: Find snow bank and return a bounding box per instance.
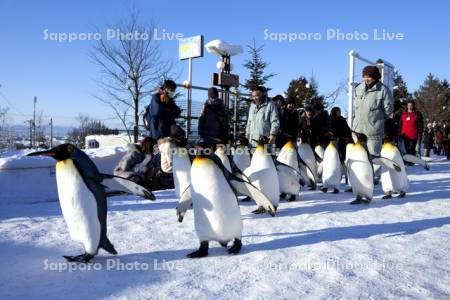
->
[0,159,449,299]
[0,146,127,203]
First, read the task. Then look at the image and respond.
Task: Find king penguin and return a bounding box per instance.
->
[232,136,251,173]
[345,140,374,204]
[176,143,275,258]
[171,136,192,200]
[276,140,306,201]
[380,139,408,199]
[244,137,280,214]
[321,140,342,194]
[27,144,153,262]
[297,141,319,190]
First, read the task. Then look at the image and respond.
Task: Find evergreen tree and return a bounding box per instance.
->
[242,40,275,91]
[393,70,411,102]
[414,74,450,125]
[234,40,275,138]
[285,75,324,108]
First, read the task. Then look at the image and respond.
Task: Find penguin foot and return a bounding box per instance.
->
[320,187,328,193]
[220,241,228,248]
[240,196,252,202]
[187,241,209,258]
[362,198,372,204]
[63,253,94,263]
[287,195,297,202]
[227,239,242,254]
[382,194,392,200]
[345,187,353,193]
[251,206,267,214]
[398,191,406,198]
[332,189,339,194]
[280,193,287,199]
[350,196,363,205]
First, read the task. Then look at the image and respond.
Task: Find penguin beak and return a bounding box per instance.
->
[26,149,56,158]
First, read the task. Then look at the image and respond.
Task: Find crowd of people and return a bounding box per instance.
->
[114,68,450,192]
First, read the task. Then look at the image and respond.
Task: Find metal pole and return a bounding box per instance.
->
[33,96,37,147]
[233,93,239,142]
[348,50,356,128]
[186,58,193,139]
[50,118,53,147]
[29,119,33,148]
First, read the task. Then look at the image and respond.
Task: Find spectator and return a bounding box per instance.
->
[352,65,394,179]
[276,97,299,148]
[330,106,352,163]
[444,120,450,160]
[148,79,181,140]
[298,106,314,145]
[434,126,444,155]
[423,123,434,157]
[198,87,229,145]
[384,100,404,145]
[245,86,280,147]
[399,100,423,156]
[310,102,331,148]
[114,137,157,194]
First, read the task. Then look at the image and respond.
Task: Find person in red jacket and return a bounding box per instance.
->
[399,100,423,156]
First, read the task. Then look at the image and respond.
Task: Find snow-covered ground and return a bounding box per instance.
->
[0,156,449,299]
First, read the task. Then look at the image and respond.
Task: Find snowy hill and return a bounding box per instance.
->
[0,156,449,299]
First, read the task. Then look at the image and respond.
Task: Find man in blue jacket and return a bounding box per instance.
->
[148,80,181,140]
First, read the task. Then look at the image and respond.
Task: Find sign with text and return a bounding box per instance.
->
[179,35,204,60]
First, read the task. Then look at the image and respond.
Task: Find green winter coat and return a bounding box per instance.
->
[352,81,394,138]
[245,97,280,145]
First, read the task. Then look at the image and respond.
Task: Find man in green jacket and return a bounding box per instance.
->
[246,86,280,148]
[352,66,394,179]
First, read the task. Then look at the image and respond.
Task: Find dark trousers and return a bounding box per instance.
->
[403,137,417,156]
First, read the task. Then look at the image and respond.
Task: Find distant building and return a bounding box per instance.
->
[85,134,132,149]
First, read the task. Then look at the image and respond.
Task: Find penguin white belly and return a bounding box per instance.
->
[348,159,373,199]
[246,155,280,206]
[380,147,408,193]
[173,150,191,198]
[232,147,251,172]
[298,143,318,182]
[215,147,232,172]
[322,145,342,189]
[56,160,101,255]
[277,146,299,171]
[191,159,242,243]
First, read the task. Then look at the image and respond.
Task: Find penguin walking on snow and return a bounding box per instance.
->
[321,139,342,194]
[27,144,153,263]
[346,132,402,204]
[176,142,275,258]
[244,137,280,214]
[380,137,430,199]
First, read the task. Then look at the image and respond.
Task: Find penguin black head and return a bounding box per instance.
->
[236,135,249,147]
[27,143,75,161]
[252,136,269,146]
[194,139,215,158]
[352,131,368,144]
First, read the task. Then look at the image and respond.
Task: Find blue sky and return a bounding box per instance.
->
[0,0,449,128]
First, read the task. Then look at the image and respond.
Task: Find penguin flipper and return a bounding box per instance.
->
[230,179,276,216]
[402,154,430,170]
[176,186,192,222]
[210,155,276,216]
[100,174,155,200]
[275,162,306,186]
[371,156,401,172]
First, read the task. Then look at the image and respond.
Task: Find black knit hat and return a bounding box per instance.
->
[362,66,381,80]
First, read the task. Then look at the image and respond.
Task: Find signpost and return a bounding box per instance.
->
[179,35,204,137]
